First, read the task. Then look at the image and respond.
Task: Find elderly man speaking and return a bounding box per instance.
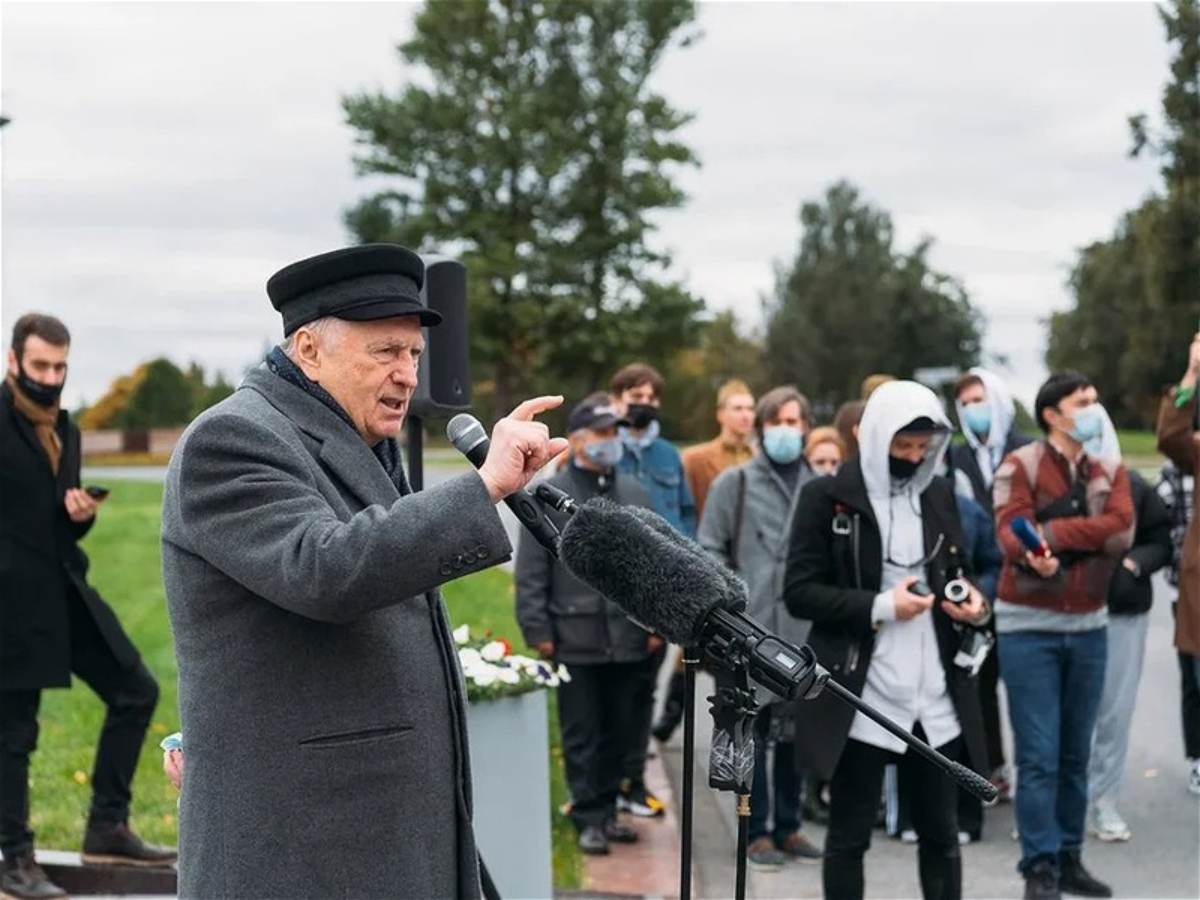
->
[161,244,568,900]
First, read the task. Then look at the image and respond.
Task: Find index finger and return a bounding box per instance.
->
[508,395,565,421]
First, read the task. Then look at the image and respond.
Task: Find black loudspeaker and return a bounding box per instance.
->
[410,254,471,419]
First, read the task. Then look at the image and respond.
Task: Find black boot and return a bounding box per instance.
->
[651,671,686,743]
[1023,858,1061,900]
[1058,849,1111,898]
[1,851,68,900]
[81,821,177,868]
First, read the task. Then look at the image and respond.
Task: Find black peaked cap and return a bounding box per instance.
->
[266,243,442,336]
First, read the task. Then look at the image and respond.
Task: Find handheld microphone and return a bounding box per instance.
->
[1011,516,1051,558]
[558,498,819,701]
[447,414,563,556]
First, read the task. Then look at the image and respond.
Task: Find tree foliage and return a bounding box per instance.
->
[762,180,984,418]
[664,310,767,441]
[1049,0,1200,425]
[342,0,705,421]
[77,359,234,430]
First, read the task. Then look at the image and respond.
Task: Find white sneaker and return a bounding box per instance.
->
[1189,760,1200,796]
[899,828,918,844]
[1088,800,1132,842]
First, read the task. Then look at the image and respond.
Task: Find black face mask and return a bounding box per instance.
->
[625,403,659,430]
[888,455,921,480]
[16,364,65,408]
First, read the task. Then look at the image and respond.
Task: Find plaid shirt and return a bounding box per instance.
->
[1156,460,1195,587]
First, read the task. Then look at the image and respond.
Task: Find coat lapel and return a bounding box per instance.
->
[240,365,399,508]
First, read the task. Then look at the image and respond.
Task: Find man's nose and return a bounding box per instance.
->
[394,359,419,387]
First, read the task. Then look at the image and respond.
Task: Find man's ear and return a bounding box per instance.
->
[291,329,321,379]
[5,349,17,378]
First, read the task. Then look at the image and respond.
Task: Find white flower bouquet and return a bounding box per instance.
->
[453,624,570,703]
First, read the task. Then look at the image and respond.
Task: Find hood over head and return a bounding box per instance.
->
[956,367,1015,454]
[860,380,953,504]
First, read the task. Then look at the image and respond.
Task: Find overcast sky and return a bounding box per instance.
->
[0,1,1171,414]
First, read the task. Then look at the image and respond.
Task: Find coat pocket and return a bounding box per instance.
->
[298,724,413,749]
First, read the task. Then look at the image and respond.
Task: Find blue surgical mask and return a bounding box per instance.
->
[961,401,991,437]
[1068,404,1103,443]
[580,437,624,470]
[762,425,803,464]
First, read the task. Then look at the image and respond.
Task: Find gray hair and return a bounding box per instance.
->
[283,316,346,359]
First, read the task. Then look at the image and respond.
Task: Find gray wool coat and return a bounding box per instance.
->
[160,365,512,900]
[697,455,815,701]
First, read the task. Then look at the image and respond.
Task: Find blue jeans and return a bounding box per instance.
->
[998,628,1106,872]
[748,708,802,843]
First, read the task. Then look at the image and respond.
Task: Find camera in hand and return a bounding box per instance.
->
[912,578,971,604]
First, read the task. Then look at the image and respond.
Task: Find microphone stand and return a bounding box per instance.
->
[678,645,699,900]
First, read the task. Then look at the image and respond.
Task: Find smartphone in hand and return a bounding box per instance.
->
[84,485,111,500]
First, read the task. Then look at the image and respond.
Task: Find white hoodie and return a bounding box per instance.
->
[851,380,961,754]
[954,367,1017,490]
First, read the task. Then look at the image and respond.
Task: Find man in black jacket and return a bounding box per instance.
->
[515,393,654,856]
[784,380,992,900]
[0,314,175,900]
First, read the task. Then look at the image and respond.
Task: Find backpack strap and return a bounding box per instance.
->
[730,468,748,571]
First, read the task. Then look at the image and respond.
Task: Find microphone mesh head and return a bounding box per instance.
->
[446,414,488,457]
[558,498,746,644]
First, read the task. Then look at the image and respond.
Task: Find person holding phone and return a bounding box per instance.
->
[1,313,176,900]
[783,380,991,900]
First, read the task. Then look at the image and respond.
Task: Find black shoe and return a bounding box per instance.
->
[578,825,609,855]
[1023,859,1061,900]
[1,852,68,900]
[1058,850,1112,898]
[81,820,178,868]
[603,819,639,844]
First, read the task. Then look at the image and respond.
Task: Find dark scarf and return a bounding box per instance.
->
[768,455,805,494]
[265,347,411,496]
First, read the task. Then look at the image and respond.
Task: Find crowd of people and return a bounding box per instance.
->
[513,350,1200,900]
[1,242,1198,900]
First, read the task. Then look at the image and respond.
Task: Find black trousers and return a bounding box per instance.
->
[0,591,159,859]
[1180,650,1200,759]
[826,733,963,900]
[621,642,667,785]
[557,659,644,829]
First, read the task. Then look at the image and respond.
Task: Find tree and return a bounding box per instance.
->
[342,0,705,421]
[114,358,195,428]
[763,180,984,415]
[1051,0,1200,424]
[77,358,236,430]
[664,310,767,441]
[1047,203,1162,426]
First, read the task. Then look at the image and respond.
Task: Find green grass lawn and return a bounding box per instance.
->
[31,480,582,890]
